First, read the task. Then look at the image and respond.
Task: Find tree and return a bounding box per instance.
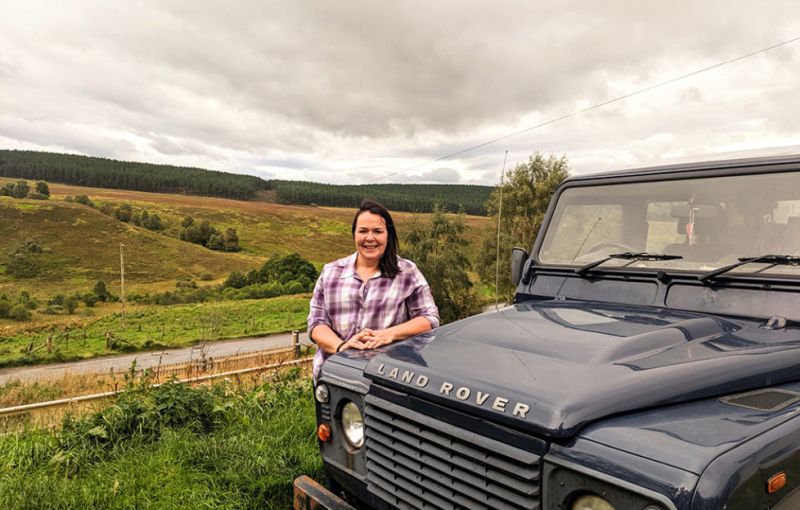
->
[12,180,29,199]
[74,195,95,208]
[35,181,50,197]
[93,280,110,301]
[144,213,164,231]
[5,253,40,278]
[478,152,569,302]
[114,203,133,222]
[403,206,484,324]
[222,228,241,252]
[8,304,31,321]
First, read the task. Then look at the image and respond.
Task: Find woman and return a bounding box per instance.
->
[307,199,440,380]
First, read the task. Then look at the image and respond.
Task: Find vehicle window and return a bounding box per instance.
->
[539,204,621,262]
[537,171,800,276]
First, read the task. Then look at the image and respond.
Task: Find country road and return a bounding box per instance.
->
[0,332,314,384]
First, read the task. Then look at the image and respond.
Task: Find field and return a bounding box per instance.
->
[0,178,490,367]
[0,296,309,366]
[0,369,322,509]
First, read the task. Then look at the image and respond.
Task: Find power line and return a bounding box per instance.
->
[377,34,800,182]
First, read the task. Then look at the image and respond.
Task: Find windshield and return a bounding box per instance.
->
[538,170,800,276]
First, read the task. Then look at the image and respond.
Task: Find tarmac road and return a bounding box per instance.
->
[0,332,314,384]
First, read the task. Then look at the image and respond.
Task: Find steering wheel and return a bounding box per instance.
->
[585,241,635,254]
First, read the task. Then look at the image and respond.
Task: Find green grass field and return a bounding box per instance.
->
[0,370,323,509]
[0,296,310,367]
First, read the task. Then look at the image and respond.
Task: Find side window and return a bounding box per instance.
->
[541,204,621,262]
[646,202,686,253]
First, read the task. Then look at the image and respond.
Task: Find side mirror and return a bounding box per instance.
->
[510,247,529,284]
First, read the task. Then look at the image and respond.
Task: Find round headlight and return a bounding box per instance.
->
[314,384,329,403]
[572,494,616,510]
[341,401,364,449]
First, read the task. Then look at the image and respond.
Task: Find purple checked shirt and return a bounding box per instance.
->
[308,253,439,380]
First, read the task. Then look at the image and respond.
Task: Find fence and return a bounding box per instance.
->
[0,330,312,429]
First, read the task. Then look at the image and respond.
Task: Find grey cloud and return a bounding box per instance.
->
[1,0,799,184]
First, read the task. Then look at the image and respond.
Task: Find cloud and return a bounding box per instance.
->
[1,1,799,184]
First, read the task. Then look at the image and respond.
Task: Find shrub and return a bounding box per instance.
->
[17,290,38,310]
[8,304,31,321]
[82,293,98,307]
[27,192,48,200]
[93,281,109,301]
[74,195,94,208]
[0,298,11,318]
[48,294,66,306]
[114,204,133,222]
[64,195,74,202]
[11,180,29,199]
[34,181,50,197]
[5,253,40,278]
[64,296,78,314]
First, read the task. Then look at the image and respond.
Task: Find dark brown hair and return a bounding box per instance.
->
[351,199,400,278]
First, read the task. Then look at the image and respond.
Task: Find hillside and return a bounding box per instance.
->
[0,150,493,214]
[0,178,490,299]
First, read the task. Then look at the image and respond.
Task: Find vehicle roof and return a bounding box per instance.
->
[565,153,800,183]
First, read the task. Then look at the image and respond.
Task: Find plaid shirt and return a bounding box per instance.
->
[308,253,439,379]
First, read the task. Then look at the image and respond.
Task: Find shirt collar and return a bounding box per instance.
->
[339,252,382,280]
[338,253,359,279]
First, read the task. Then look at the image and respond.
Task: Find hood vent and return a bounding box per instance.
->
[720,389,800,412]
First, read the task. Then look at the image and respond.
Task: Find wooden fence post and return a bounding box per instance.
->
[292,330,300,358]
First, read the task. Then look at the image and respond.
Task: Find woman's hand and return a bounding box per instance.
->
[337,329,372,352]
[359,328,397,349]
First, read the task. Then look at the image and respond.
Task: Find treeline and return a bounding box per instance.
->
[0,150,269,200]
[0,150,493,214]
[270,181,492,215]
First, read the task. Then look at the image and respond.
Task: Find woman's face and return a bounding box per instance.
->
[354,211,388,265]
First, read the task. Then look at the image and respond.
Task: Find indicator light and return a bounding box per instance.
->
[767,472,786,494]
[317,423,332,442]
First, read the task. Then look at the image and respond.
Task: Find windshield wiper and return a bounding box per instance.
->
[698,254,800,283]
[576,252,683,277]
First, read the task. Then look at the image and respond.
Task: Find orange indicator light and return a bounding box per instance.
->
[317,423,332,442]
[767,472,787,494]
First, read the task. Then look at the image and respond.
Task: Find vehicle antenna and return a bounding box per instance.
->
[495,150,508,311]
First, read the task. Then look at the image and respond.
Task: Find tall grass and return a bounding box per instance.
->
[0,369,323,509]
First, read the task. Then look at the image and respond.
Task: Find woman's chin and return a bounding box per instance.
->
[358,249,383,263]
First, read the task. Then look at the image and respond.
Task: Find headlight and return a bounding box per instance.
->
[341,401,364,449]
[314,383,329,403]
[572,494,616,510]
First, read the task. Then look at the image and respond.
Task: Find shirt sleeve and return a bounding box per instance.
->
[406,267,440,329]
[307,270,332,338]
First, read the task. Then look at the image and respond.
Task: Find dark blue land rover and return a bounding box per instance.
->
[296,155,800,510]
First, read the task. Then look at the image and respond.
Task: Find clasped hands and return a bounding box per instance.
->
[339,328,395,352]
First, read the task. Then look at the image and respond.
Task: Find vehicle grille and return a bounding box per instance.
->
[364,395,541,510]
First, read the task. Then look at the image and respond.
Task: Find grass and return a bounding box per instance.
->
[0,296,310,367]
[0,369,323,509]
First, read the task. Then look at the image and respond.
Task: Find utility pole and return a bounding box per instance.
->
[495,150,508,311]
[120,243,126,328]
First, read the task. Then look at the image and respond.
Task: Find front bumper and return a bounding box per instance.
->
[293,475,357,510]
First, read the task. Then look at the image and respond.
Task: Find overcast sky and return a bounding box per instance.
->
[1,1,799,185]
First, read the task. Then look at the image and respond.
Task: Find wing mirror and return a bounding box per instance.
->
[510,247,529,284]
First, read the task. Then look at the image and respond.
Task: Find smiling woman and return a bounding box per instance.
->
[307,199,440,380]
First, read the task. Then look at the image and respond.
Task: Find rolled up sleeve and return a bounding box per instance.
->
[307,272,332,338]
[407,273,440,329]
